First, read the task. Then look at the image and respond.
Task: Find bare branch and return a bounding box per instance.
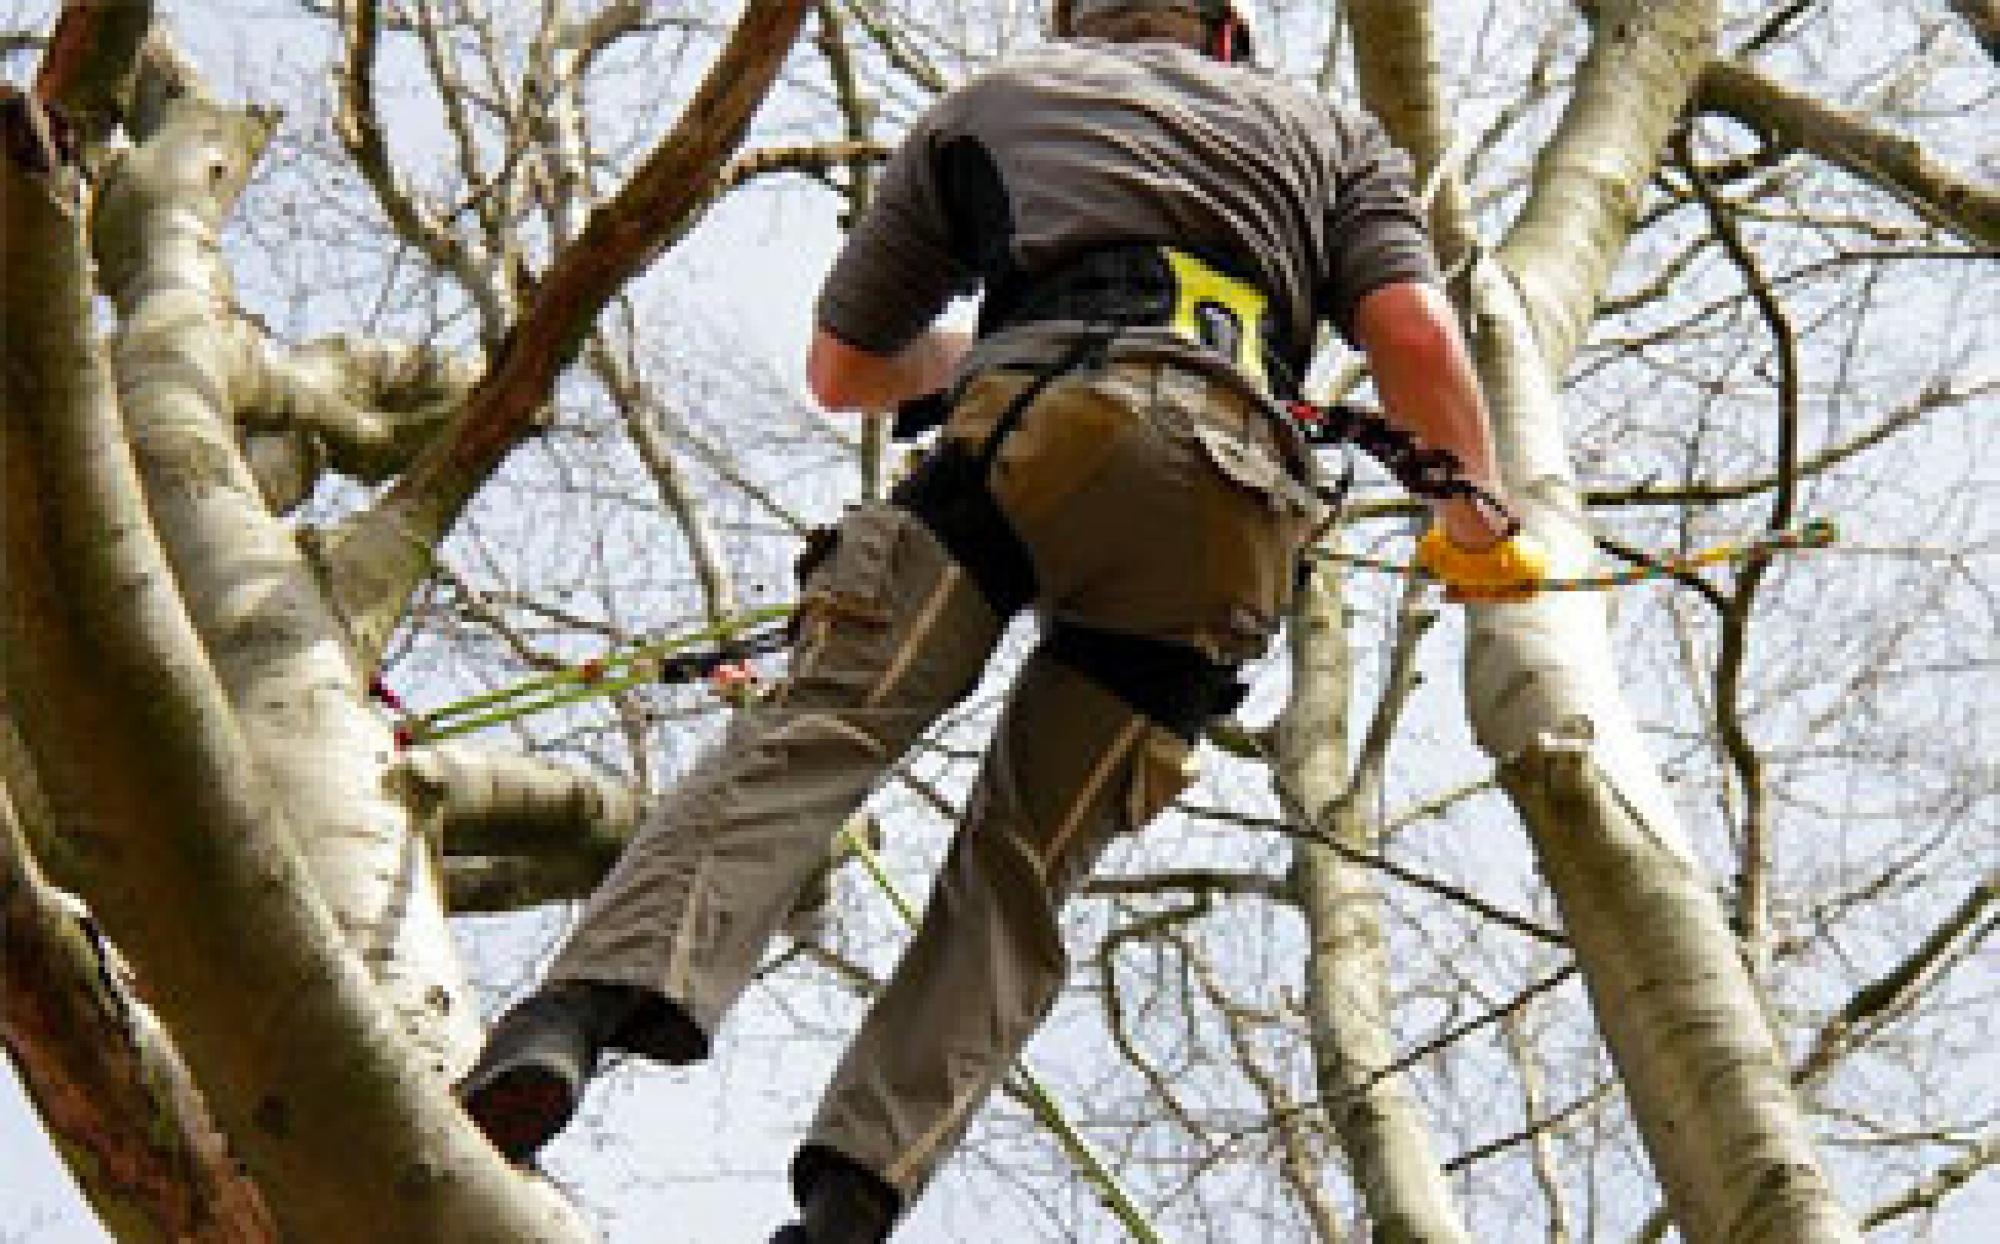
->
[324,0,813,656]
[1860,1132,2000,1230]
[1793,873,1997,1087]
[1679,136,1805,974]
[588,331,739,623]
[1501,1010,1575,1244]
[1696,59,2000,248]
[333,0,500,323]
[1185,935,1346,1242]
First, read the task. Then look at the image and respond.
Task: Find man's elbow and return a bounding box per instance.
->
[1352,280,1461,365]
[807,329,873,411]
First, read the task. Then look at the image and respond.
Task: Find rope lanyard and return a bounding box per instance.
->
[1311,518,1839,591]
[374,604,794,745]
[373,523,1835,741]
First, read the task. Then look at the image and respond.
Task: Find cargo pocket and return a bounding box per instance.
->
[1190,423,1324,526]
[788,502,904,697]
[1179,419,1325,661]
[988,370,1145,531]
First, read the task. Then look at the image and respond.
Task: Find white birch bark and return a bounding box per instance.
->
[1349,2,1860,1238]
[1,92,587,1238]
[93,85,481,1076]
[1278,567,1472,1242]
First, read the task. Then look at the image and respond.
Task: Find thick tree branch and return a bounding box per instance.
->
[1695,59,2000,248]
[322,0,812,660]
[1498,0,1722,369]
[32,0,151,149]
[1274,563,1472,1243]
[0,99,583,1239]
[1345,0,1480,265]
[391,742,639,861]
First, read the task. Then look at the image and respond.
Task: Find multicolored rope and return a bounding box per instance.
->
[373,604,794,746]
[374,523,1836,743]
[1309,519,1838,592]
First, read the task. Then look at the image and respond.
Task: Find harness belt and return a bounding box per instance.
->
[879,248,1515,737]
[984,244,1297,397]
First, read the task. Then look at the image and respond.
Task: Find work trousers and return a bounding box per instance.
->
[547,357,1318,1202]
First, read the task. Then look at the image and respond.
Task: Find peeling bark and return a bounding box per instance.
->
[3,789,276,1243]
[32,0,152,148]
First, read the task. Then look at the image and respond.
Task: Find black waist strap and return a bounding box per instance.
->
[982,244,1300,399]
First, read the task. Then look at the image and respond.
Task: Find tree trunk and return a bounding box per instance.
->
[1279,566,1472,1242]
[1,84,587,1243]
[1349,2,1860,1238]
[92,87,480,1076]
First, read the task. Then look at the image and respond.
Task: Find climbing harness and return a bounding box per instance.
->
[1286,398,1518,536]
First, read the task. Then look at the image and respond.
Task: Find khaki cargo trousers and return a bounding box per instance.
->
[549,355,1318,1202]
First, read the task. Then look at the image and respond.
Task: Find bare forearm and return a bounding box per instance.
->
[1354,282,1510,545]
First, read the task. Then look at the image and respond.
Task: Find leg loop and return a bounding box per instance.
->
[1043,619,1245,744]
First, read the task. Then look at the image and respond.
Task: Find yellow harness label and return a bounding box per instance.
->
[1162,249,1270,392]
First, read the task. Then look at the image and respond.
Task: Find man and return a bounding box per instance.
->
[458,2,1546,1240]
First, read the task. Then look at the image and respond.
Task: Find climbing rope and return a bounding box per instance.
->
[1309,518,1839,591]
[373,604,794,745]
[372,524,1836,742]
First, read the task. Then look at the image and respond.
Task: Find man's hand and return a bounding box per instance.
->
[1416,524,1551,602]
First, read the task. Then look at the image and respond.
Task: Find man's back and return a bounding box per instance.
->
[817,37,1438,377]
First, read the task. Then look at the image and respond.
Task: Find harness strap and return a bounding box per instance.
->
[1045,620,1247,745]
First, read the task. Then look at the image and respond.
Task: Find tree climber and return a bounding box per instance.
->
[457,1,1548,1239]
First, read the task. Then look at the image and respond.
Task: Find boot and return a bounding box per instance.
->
[771,1157,900,1243]
[456,981,648,1162]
